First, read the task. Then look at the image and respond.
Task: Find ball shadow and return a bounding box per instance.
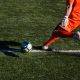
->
[0,41,21,57]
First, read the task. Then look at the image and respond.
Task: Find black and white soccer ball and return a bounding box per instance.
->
[21,41,32,52]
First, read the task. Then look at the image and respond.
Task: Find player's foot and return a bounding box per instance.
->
[76,31,80,40]
[73,31,80,40]
[43,46,48,50]
[33,45,52,51]
[43,46,52,51]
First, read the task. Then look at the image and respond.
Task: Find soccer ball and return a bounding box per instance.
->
[21,41,32,52]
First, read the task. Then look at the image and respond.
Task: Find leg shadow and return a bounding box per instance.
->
[33,46,42,50]
[33,45,52,51]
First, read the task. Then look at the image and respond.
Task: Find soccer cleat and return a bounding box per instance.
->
[43,46,49,50]
[73,31,80,40]
[76,31,80,40]
[43,46,53,51]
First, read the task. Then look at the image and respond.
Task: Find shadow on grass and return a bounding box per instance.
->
[0,41,80,57]
[46,51,80,57]
[33,46,42,50]
[60,52,80,57]
[0,41,21,57]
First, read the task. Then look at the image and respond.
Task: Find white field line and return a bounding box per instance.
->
[30,49,80,53]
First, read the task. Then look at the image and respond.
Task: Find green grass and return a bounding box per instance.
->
[0,0,80,80]
[0,54,80,80]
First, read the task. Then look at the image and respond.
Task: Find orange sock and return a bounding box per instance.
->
[43,33,59,47]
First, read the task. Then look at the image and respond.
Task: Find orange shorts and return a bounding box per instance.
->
[62,18,80,32]
[53,26,73,37]
[53,18,80,37]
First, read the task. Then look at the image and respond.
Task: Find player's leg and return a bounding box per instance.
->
[43,32,59,50]
[43,18,80,50]
[43,24,61,50]
[43,25,74,50]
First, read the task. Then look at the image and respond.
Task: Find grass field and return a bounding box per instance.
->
[0,0,80,80]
